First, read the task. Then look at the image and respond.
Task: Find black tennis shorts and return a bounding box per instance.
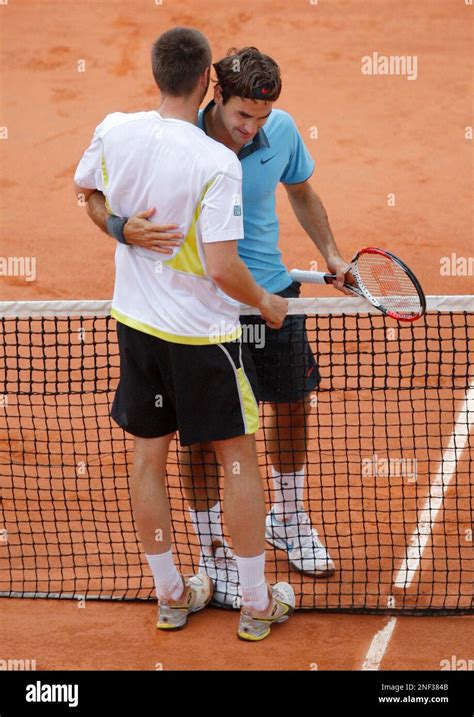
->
[239,280,320,403]
[111,323,260,446]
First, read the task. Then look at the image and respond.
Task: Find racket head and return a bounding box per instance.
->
[352,247,426,321]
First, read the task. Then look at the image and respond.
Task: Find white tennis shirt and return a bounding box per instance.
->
[74,111,244,344]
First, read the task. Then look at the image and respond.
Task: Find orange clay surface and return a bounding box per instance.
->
[0,0,472,670]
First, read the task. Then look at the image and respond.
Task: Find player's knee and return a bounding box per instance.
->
[133,433,175,467]
[213,433,256,464]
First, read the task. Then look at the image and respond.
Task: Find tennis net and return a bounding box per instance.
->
[0,296,472,614]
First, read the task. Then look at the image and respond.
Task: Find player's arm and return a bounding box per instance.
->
[73,183,119,239]
[279,112,349,289]
[73,125,105,212]
[73,182,119,239]
[74,183,96,204]
[284,179,349,290]
[80,188,110,235]
[73,120,183,253]
[202,162,287,329]
[76,189,183,255]
[204,240,287,329]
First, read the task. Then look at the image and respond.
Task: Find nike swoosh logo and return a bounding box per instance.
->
[260,155,276,165]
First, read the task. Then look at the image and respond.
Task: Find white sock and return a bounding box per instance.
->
[189,501,225,557]
[272,466,306,523]
[145,550,183,602]
[235,552,269,612]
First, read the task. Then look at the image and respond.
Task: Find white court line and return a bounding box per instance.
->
[362,383,473,671]
[362,617,398,670]
[394,383,474,589]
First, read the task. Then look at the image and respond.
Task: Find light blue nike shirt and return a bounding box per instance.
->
[198,101,315,293]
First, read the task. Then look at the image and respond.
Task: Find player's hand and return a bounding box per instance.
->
[257,291,289,329]
[326,256,354,295]
[123,208,184,254]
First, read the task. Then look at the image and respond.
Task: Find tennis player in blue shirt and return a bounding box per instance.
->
[86,46,350,608]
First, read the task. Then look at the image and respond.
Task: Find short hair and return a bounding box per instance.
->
[213,47,282,104]
[151,27,212,96]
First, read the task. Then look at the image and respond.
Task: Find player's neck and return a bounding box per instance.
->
[157,96,199,125]
[206,106,242,154]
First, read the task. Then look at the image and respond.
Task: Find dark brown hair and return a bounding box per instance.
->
[151,27,212,96]
[213,47,282,104]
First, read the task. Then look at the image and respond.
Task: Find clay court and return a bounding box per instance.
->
[0,0,472,672]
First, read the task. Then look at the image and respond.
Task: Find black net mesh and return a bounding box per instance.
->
[0,300,472,614]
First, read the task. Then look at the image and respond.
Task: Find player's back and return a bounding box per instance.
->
[75,110,244,344]
[98,111,237,242]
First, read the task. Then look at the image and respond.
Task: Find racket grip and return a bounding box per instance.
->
[289,269,332,285]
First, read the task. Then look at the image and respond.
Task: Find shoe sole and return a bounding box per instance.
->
[156,620,187,632]
[265,534,336,578]
[237,627,271,642]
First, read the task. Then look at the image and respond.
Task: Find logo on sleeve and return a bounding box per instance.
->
[233,204,242,216]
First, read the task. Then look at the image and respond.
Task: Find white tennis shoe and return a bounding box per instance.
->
[265,506,335,577]
[156,573,214,630]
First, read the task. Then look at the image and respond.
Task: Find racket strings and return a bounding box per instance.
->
[355,254,423,318]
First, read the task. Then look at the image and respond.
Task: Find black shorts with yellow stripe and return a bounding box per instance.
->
[110,322,259,446]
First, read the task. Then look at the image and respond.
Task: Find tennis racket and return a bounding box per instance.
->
[290,247,426,322]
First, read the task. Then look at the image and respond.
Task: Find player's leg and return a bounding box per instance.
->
[131,433,183,598]
[173,338,295,639]
[213,433,266,556]
[241,281,335,577]
[111,323,213,630]
[171,337,259,605]
[179,442,240,607]
[265,394,310,512]
[180,442,220,513]
[261,307,335,577]
[214,432,295,641]
[179,442,223,560]
[265,394,309,520]
[132,434,213,629]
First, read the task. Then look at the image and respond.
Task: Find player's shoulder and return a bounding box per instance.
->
[197,132,241,178]
[265,108,299,136]
[94,111,154,137]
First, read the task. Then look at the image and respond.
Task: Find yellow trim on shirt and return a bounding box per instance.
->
[101,153,109,186]
[101,152,113,214]
[111,307,242,346]
[164,178,215,277]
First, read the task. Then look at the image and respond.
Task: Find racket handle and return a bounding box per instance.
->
[289,269,334,285]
